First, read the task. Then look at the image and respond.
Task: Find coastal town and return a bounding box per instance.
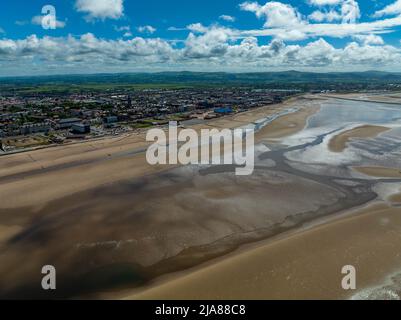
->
[0,87,297,152]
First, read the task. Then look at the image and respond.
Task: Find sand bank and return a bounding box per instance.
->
[329,125,390,153]
[255,104,320,141]
[323,93,401,105]
[353,166,401,178]
[127,203,401,300]
[389,193,401,203]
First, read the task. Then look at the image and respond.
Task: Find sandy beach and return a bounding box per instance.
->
[128,202,401,300]
[1,93,401,299]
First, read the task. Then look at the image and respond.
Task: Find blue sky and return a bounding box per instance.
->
[1,0,401,76]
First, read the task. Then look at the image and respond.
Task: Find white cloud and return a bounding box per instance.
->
[240,0,360,33]
[114,25,132,37]
[354,34,384,45]
[184,27,233,59]
[0,34,174,66]
[137,25,157,34]
[238,0,401,41]
[341,41,400,65]
[308,0,360,24]
[186,23,209,33]
[374,0,401,17]
[167,26,187,31]
[292,38,338,66]
[309,10,341,22]
[340,0,360,23]
[308,0,343,5]
[75,0,124,21]
[31,16,66,29]
[240,1,304,28]
[219,15,236,22]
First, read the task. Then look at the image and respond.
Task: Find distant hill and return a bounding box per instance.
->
[1,71,401,86]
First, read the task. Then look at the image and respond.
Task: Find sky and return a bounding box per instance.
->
[1,0,401,76]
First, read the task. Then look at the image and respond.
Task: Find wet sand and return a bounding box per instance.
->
[128,202,401,300]
[329,125,390,153]
[0,225,22,244]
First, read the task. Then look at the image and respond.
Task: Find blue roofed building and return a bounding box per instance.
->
[214,107,233,115]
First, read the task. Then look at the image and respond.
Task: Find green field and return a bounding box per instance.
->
[1,71,401,94]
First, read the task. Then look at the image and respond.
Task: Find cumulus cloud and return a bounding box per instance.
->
[238,0,401,41]
[183,27,233,59]
[137,25,157,34]
[0,34,174,67]
[308,10,341,22]
[240,1,304,27]
[239,0,364,41]
[186,23,209,33]
[182,34,401,70]
[2,30,400,76]
[354,34,384,45]
[75,0,124,21]
[374,0,401,17]
[307,0,360,23]
[219,15,236,22]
